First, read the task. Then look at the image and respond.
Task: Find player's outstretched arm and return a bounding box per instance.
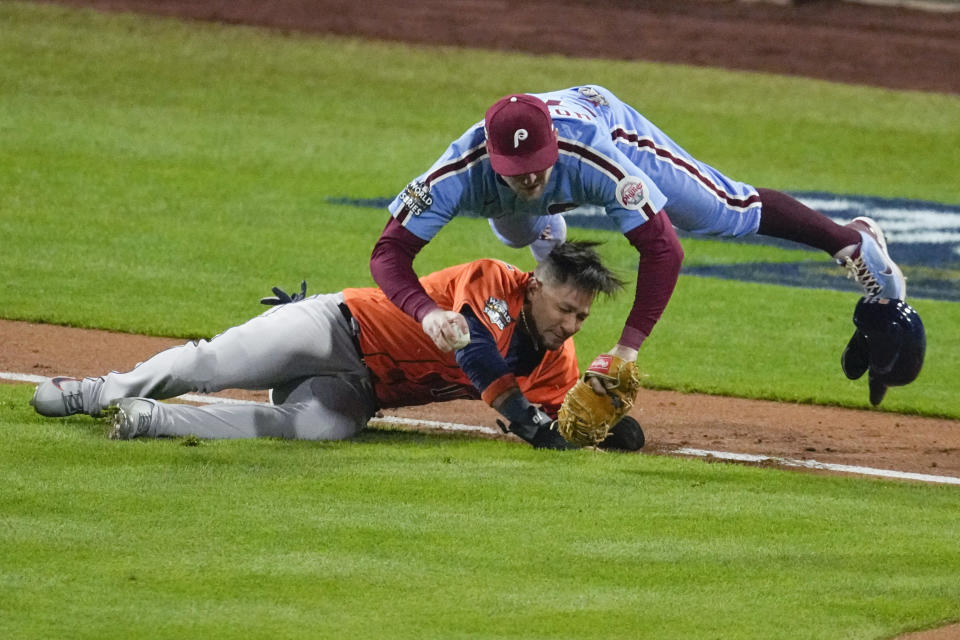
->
[370,218,438,321]
[618,211,684,350]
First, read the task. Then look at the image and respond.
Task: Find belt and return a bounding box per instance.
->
[338,301,379,412]
[337,302,364,361]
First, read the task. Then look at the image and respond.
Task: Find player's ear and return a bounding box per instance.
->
[525,276,542,300]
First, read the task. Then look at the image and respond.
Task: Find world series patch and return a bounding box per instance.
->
[399,180,433,216]
[483,297,512,330]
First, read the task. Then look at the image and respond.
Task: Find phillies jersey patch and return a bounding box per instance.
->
[615,176,650,211]
[399,180,433,216]
[483,297,512,330]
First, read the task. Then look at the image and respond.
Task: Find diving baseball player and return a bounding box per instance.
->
[31,242,636,449]
[372,85,907,380]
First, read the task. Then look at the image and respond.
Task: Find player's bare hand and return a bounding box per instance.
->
[422,309,471,352]
[606,343,638,362]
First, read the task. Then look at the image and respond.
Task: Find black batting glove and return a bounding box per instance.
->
[528,424,573,450]
[260,280,307,306]
[496,406,573,450]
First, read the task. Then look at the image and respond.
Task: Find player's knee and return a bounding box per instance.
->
[530,236,563,262]
[490,227,534,249]
[287,376,373,440]
[291,399,366,440]
[165,339,221,392]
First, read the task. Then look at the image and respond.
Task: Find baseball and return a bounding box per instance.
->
[450,326,470,350]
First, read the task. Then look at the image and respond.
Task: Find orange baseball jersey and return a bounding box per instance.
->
[341,259,578,414]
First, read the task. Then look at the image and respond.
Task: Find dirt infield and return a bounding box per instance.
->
[38,0,960,94]
[5,318,959,480]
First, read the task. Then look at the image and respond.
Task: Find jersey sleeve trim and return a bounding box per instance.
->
[558,138,657,219]
[610,127,761,211]
[480,373,518,406]
[394,142,489,227]
[425,142,488,186]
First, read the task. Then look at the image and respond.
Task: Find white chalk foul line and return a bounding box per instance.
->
[369,415,501,435]
[3,372,50,384]
[4,372,957,485]
[675,448,960,486]
[177,394,500,434]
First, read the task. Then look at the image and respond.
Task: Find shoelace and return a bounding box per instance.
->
[136,412,152,436]
[842,254,883,300]
[61,390,84,414]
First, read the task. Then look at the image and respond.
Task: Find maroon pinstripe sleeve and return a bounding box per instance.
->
[369,217,440,322]
[619,211,684,349]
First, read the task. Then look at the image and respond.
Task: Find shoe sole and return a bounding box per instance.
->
[106,400,156,439]
[102,405,124,439]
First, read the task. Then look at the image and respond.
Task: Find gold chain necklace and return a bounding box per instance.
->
[519,306,540,351]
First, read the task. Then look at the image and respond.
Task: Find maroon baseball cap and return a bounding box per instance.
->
[484,94,558,176]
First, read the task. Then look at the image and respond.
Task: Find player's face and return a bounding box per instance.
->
[501,166,554,201]
[524,278,593,350]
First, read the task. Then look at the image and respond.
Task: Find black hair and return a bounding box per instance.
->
[534,240,625,296]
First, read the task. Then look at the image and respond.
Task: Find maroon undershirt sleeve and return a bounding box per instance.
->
[618,211,684,350]
[369,217,440,322]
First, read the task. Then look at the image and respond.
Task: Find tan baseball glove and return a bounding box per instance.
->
[557,354,642,447]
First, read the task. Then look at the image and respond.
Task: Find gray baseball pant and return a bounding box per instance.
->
[93,293,377,440]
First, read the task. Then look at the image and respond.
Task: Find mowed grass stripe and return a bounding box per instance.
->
[1,384,959,639]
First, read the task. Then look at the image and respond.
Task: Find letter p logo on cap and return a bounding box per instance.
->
[484,94,558,177]
[513,128,528,148]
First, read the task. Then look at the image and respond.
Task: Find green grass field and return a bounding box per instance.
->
[2,385,959,640]
[2,3,959,638]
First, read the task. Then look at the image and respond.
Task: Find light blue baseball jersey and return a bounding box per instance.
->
[389,85,762,241]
